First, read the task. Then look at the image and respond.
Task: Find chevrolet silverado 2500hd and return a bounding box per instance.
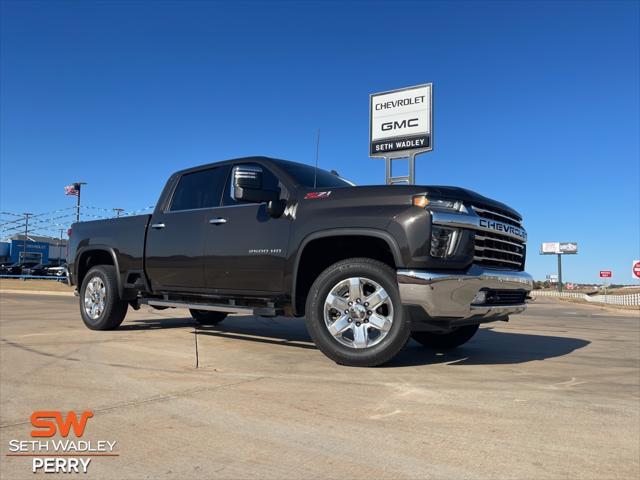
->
[68,157,533,366]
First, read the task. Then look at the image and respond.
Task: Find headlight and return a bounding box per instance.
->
[412,195,466,212]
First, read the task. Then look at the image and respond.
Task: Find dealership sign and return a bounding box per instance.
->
[599,270,612,278]
[540,242,578,255]
[370,84,432,157]
[633,260,640,280]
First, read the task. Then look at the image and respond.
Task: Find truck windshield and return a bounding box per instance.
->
[279,162,354,188]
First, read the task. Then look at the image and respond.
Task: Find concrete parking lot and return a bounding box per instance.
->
[1,293,638,479]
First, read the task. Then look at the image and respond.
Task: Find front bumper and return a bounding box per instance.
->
[397,265,533,321]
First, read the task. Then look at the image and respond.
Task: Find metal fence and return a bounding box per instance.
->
[532,290,640,306]
[0,275,67,282]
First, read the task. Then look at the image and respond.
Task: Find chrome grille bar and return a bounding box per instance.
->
[473,255,522,266]
[475,245,524,257]
[472,206,522,226]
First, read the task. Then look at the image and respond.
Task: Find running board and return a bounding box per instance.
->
[144,299,277,317]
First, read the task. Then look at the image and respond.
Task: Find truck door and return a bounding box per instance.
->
[204,162,291,294]
[146,165,230,292]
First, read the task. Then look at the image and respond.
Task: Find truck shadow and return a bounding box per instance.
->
[388,327,590,367]
[122,315,590,366]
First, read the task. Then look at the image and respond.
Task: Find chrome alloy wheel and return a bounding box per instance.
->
[84,276,106,320]
[323,277,394,349]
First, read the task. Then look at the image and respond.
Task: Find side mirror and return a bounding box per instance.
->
[232,165,279,203]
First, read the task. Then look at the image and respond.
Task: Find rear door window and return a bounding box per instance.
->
[169,166,229,211]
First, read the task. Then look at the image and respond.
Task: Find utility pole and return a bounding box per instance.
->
[22,213,32,265]
[113,208,124,218]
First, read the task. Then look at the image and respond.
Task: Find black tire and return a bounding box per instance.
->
[304,258,410,367]
[190,309,227,325]
[411,324,480,350]
[79,265,128,330]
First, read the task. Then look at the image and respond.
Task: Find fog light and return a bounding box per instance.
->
[430,227,458,258]
[472,291,487,305]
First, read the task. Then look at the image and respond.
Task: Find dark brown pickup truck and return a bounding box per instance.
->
[68,156,532,366]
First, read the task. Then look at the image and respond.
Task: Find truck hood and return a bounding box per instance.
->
[304,185,522,221]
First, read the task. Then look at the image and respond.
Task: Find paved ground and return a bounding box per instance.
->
[0,293,638,479]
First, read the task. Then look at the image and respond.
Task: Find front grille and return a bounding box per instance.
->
[472,205,521,227]
[477,289,528,306]
[472,206,526,270]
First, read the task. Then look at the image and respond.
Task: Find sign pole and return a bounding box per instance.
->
[385,157,391,185]
[409,152,416,184]
[557,253,563,292]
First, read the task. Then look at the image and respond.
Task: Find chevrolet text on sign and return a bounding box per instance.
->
[370,84,432,156]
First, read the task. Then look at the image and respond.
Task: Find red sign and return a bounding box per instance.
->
[633,261,640,279]
[599,271,612,278]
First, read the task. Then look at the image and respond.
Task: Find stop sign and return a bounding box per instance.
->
[633,260,640,279]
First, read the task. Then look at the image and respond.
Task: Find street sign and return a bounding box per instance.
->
[369,84,432,157]
[633,260,640,280]
[599,271,612,278]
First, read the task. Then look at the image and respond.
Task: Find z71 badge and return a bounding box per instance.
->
[304,191,332,200]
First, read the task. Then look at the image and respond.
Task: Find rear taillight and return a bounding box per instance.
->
[67,228,72,237]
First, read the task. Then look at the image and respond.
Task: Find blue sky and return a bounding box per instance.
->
[1,0,638,283]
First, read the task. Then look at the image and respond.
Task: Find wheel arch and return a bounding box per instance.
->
[291,229,402,316]
[75,246,122,297]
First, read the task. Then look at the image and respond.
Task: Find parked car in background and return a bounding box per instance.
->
[22,263,50,276]
[0,262,38,275]
[47,264,68,278]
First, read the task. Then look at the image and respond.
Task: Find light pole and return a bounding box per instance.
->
[113,208,124,218]
[22,213,32,265]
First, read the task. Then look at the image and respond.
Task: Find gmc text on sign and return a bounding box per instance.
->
[370,84,432,156]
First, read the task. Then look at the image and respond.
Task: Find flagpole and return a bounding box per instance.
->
[74,182,87,222]
[76,184,81,222]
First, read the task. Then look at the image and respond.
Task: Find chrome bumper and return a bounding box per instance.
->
[397,266,533,320]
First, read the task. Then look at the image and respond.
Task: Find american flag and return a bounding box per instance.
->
[64,184,79,196]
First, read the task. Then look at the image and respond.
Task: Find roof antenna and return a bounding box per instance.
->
[313,128,320,188]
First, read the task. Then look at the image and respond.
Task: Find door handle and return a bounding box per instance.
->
[209,218,227,225]
[151,223,166,229]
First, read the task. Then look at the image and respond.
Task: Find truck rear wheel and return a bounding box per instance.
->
[411,324,480,350]
[190,309,227,325]
[304,258,410,367]
[79,265,128,330]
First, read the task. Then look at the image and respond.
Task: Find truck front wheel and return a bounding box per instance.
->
[305,258,410,367]
[189,310,227,325]
[79,265,128,330]
[411,324,480,351]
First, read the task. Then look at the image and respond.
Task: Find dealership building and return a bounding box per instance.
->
[0,234,68,265]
